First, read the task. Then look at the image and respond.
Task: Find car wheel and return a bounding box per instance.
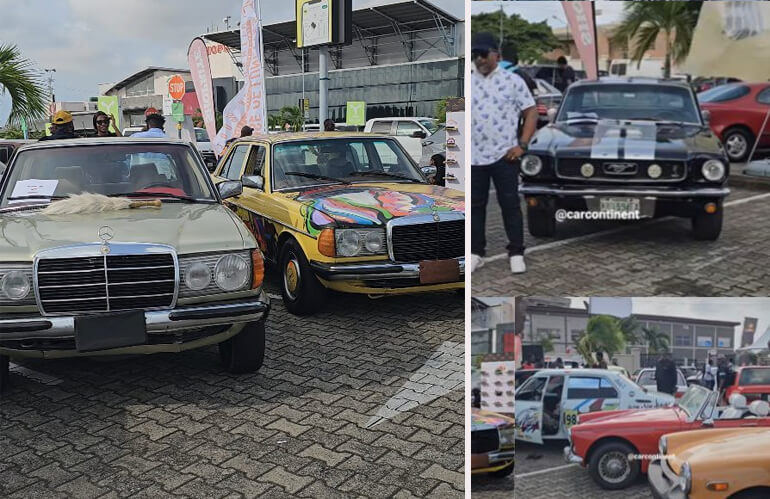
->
[490,462,514,478]
[0,355,9,393]
[730,488,770,499]
[527,204,556,237]
[692,204,723,240]
[723,127,754,162]
[588,441,640,490]
[218,320,266,374]
[279,239,326,315]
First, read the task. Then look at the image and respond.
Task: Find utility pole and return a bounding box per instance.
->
[319,46,329,124]
[44,68,56,113]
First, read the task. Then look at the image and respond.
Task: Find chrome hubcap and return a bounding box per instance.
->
[598,451,630,483]
[283,255,301,300]
[726,134,747,158]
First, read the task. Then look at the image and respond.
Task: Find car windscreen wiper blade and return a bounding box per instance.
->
[7,195,67,201]
[284,171,351,185]
[109,192,202,202]
[348,171,423,183]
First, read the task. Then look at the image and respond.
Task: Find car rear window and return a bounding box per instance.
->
[698,84,750,103]
[739,368,770,386]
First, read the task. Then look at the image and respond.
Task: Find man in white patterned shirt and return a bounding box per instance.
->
[471,32,538,274]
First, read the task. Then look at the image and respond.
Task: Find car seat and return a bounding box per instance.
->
[326,156,353,178]
[746,400,770,418]
[130,163,161,190]
[721,393,749,419]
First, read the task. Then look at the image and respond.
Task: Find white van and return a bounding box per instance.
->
[363,117,440,163]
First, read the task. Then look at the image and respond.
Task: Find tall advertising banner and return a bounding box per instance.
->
[213,0,267,155]
[187,37,217,143]
[562,1,598,80]
[741,317,759,348]
[685,1,770,81]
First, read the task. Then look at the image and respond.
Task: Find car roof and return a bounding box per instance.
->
[571,77,693,88]
[16,137,190,151]
[232,131,396,145]
[533,368,620,376]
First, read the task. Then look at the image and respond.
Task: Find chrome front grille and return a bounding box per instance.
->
[556,158,687,183]
[35,245,178,315]
[388,213,464,262]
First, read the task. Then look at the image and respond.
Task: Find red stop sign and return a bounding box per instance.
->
[168,75,185,100]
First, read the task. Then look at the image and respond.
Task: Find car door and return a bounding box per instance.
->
[562,374,621,436]
[515,375,546,444]
[755,86,770,147]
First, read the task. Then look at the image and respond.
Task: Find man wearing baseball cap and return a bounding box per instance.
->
[471,32,538,275]
[132,108,168,138]
[39,110,77,141]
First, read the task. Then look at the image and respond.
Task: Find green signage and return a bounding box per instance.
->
[172,101,185,123]
[97,95,120,131]
[346,101,366,126]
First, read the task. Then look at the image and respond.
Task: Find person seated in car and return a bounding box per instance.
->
[40,111,76,141]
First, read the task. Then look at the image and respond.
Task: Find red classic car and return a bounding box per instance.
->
[564,384,770,490]
[698,82,770,162]
[725,366,770,403]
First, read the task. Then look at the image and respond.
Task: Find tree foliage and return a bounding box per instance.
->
[642,327,670,354]
[585,315,626,359]
[471,11,561,64]
[612,1,702,77]
[0,44,49,127]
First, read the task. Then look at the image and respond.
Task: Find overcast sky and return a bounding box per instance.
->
[569,297,770,348]
[0,0,463,125]
[471,0,626,27]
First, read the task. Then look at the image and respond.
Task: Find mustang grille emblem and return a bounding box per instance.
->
[604,162,638,175]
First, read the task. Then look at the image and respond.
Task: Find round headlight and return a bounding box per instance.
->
[520,155,543,176]
[580,163,595,177]
[1,271,30,301]
[648,164,663,179]
[702,159,725,181]
[337,230,362,257]
[681,462,692,494]
[364,231,384,254]
[214,254,250,291]
[184,262,211,291]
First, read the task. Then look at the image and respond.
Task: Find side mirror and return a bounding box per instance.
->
[241,175,264,190]
[547,108,558,123]
[701,109,711,125]
[218,180,242,200]
[702,417,714,427]
[411,130,427,139]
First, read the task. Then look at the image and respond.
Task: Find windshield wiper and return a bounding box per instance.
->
[7,195,67,201]
[284,172,350,185]
[108,192,202,203]
[349,171,422,183]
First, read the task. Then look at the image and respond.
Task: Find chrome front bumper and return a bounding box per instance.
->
[0,294,270,357]
[520,185,729,198]
[488,449,515,464]
[563,445,584,464]
[647,459,688,499]
[310,257,465,281]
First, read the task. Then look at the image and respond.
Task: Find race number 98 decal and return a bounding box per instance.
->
[563,409,579,428]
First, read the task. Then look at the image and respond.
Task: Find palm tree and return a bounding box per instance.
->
[617,316,641,346]
[585,315,626,359]
[612,1,702,78]
[0,44,48,127]
[279,106,304,131]
[642,327,670,354]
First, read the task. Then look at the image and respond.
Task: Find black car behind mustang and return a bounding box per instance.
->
[519,78,730,240]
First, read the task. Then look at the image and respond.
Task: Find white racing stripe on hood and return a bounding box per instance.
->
[590,120,657,160]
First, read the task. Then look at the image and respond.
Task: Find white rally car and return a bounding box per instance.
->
[514,369,675,444]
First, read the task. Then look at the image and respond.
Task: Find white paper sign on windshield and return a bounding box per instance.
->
[9,179,59,203]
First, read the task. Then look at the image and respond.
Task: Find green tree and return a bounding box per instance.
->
[617,316,641,346]
[540,335,555,354]
[435,97,456,124]
[0,44,49,127]
[471,11,561,64]
[642,327,670,354]
[612,1,702,78]
[585,315,626,359]
[277,106,303,131]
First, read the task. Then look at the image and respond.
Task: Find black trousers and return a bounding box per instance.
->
[471,158,525,257]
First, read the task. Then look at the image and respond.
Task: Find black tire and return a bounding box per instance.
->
[722,127,754,163]
[527,205,556,237]
[279,238,326,315]
[587,441,640,490]
[218,321,265,374]
[0,355,9,394]
[692,205,723,240]
[729,488,770,499]
[490,462,514,478]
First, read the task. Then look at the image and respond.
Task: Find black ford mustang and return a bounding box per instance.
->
[519,78,730,240]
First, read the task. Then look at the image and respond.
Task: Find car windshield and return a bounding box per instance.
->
[676,385,710,418]
[739,368,770,385]
[558,84,700,123]
[195,129,210,142]
[637,370,686,386]
[1,143,216,208]
[271,138,424,190]
[419,120,440,135]
[698,83,750,103]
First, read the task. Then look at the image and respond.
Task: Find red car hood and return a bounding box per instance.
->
[576,406,684,429]
[734,385,770,393]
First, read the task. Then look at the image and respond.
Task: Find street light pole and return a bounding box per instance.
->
[44,68,56,110]
[319,45,329,124]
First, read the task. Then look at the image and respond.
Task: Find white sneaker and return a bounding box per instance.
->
[470,254,484,272]
[510,255,526,274]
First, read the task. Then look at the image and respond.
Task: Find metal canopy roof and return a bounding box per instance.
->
[202,0,460,50]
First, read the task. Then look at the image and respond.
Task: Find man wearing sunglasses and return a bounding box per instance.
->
[471,32,538,275]
[92,111,123,137]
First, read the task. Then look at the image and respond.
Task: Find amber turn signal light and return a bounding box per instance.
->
[318,228,336,257]
[706,482,728,492]
[704,202,718,214]
[527,197,538,207]
[251,250,265,289]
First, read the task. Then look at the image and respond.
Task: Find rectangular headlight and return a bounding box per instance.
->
[335,228,387,257]
[499,426,515,447]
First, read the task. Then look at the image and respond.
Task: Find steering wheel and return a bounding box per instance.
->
[139,182,175,190]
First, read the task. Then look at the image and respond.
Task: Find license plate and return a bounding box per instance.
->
[419,259,460,285]
[599,197,640,214]
[75,310,147,353]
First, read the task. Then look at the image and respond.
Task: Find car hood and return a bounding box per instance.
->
[530,119,722,161]
[667,427,770,473]
[472,409,514,431]
[0,202,252,261]
[280,182,465,230]
[575,407,684,431]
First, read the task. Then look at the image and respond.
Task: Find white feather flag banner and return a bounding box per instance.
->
[212,0,267,156]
